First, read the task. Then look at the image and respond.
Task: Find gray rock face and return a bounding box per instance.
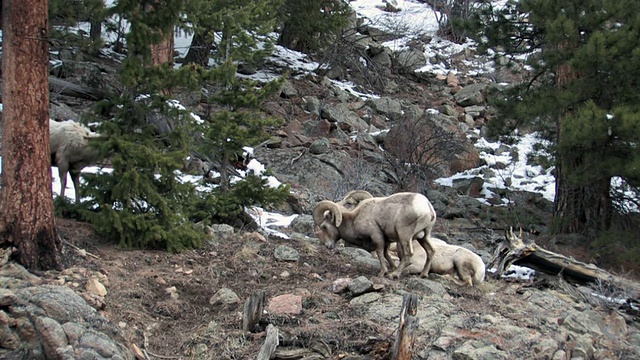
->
[0,281,132,360]
[347,276,373,295]
[274,245,300,262]
[365,97,403,121]
[454,83,489,107]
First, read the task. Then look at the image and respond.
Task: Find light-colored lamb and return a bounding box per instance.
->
[390,238,486,286]
[49,119,102,202]
[313,192,437,279]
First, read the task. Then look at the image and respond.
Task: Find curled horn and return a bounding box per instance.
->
[342,190,373,202]
[312,200,344,227]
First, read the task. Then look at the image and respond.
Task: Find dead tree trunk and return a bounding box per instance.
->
[0,0,62,270]
[391,293,420,360]
[490,228,640,292]
[243,290,266,332]
[0,77,107,102]
[257,324,279,360]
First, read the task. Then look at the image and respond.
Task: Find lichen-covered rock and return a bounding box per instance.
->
[0,272,132,360]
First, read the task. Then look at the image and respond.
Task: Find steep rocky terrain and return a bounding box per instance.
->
[1,2,640,359]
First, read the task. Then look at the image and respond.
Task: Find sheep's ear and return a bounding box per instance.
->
[324,210,334,223]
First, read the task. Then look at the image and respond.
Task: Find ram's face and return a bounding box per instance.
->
[317,220,340,249]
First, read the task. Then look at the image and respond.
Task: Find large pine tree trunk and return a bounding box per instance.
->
[552,63,612,234]
[151,30,174,67]
[554,165,612,233]
[0,0,62,270]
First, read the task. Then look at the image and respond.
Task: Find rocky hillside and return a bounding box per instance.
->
[1,2,640,359]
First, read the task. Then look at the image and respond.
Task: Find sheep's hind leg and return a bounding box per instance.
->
[57,165,69,201]
[388,240,412,279]
[70,169,82,203]
[456,263,474,287]
[416,232,435,278]
[383,242,397,271]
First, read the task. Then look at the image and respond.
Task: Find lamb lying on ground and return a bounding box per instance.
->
[389,238,486,286]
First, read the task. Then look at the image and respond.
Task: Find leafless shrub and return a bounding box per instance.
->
[311,152,380,202]
[422,0,480,42]
[383,115,467,193]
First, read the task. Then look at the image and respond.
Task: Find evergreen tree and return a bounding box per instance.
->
[0,0,62,270]
[470,0,640,234]
[277,0,351,54]
[82,0,205,251]
[81,0,290,247]
[182,0,283,66]
[49,0,107,53]
[190,62,290,226]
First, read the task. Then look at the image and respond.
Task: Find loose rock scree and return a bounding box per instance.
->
[313,192,437,279]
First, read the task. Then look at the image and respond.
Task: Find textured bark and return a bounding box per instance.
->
[184,32,212,67]
[151,29,174,67]
[553,63,612,234]
[391,293,419,360]
[242,290,266,332]
[490,228,640,292]
[0,0,62,270]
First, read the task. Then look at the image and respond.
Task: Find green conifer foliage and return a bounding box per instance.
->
[82,0,204,251]
[182,0,284,66]
[470,0,640,233]
[81,1,290,247]
[49,0,107,53]
[191,63,290,225]
[277,0,351,53]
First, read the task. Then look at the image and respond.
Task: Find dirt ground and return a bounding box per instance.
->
[56,218,407,359]
[54,217,637,359]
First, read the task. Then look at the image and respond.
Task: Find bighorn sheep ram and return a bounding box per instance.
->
[313,192,437,279]
[49,119,102,202]
[390,238,486,286]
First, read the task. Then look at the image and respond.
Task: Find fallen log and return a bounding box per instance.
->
[490,228,640,293]
[49,76,107,100]
[0,76,107,101]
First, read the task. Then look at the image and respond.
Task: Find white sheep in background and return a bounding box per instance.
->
[390,238,486,286]
[49,119,102,202]
[313,192,437,279]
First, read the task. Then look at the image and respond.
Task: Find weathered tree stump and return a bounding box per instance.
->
[243,290,266,332]
[391,293,420,360]
[257,324,279,360]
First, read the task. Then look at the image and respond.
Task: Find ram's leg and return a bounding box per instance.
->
[57,165,69,200]
[416,229,435,278]
[383,241,397,271]
[70,168,81,203]
[371,234,388,278]
[388,230,414,279]
[456,263,475,286]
